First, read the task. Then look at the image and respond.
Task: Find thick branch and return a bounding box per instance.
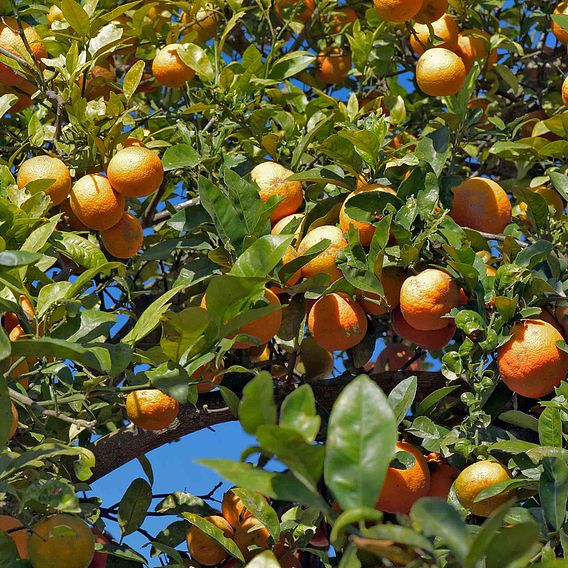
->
[83,371,450,483]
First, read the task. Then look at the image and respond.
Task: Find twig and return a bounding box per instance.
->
[151,198,200,224]
[473,229,529,248]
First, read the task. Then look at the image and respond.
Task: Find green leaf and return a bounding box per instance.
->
[242,550,280,568]
[410,498,470,563]
[123,59,145,99]
[279,385,320,443]
[414,127,451,176]
[485,522,539,568]
[162,144,200,171]
[155,492,216,516]
[324,375,397,510]
[344,190,402,223]
[387,376,417,425]
[238,372,276,435]
[539,457,568,531]
[330,508,381,548]
[515,240,553,269]
[61,0,90,36]
[498,410,539,433]
[0,251,40,268]
[231,488,280,540]
[147,362,190,404]
[269,52,315,80]
[0,530,19,564]
[230,234,293,278]
[178,44,214,82]
[50,232,107,270]
[118,478,152,536]
[182,514,244,562]
[539,406,563,448]
[0,93,17,118]
[415,385,460,417]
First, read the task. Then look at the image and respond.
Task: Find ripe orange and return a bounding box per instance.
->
[274,0,316,22]
[297,225,347,282]
[17,156,72,206]
[391,307,455,350]
[455,461,512,517]
[182,5,219,42]
[450,177,512,234]
[376,441,431,514]
[0,81,34,112]
[339,184,396,247]
[456,29,497,73]
[426,453,459,499]
[191,362,224,394]
[331,6,358,32]
[374,344,422,373]
[80,64,117,101]
[107,146,164,198]
[374,0,422,23]
[28,514,95,568]
[69,174,125,231]
[308,293,367,352]
[250,162,303,224]
[497,319,568,398]
[186,515,234,566]
[222,488,254,529]
[553,2,568,45]
[125,389,179,431]
[152,44,196,88]
[359,266,405,316]
[316,48,351,84]
[233,516,270,562]
[0,17,46,86]
[5,324,30,387]
[100,212,144,259]
[563,76,568,109]
[415,0,448,23]
[0,515,28,558]
[296,336,334,381]
[60,198,89,231]
[416,47,466,97]
[271,213,304,237]
[400,269,461,331]
[235,288,282,349]
[409,13,459,55]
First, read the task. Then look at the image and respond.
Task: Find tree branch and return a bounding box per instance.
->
[82,370,452,483]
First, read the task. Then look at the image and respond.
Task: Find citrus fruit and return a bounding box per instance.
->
[250,162,303,224]
[376,441,431,514]
[456,29,497,72]
[374,344,422,373]
[80,63,117,101]
[416,47,466,96]
[308,293,368,351]
[69,174,125,231]
[316,48,351,84]
[17,155,72,206]
[28,514,95,568]
[152,44,196,87]
[497,319,568,398]
[339,184,397,247]
[0,81,34,112]
[450,177,512,234]
[107,146,164,198]
[391,307,455,350]
[553,2,568,45]
[125,389,179,431]
[409,13,459,55]
[455,461,512,517]
[235,288,282,349]
[222,488,255,529]
[400,269,462,331]
[233,516,270,562]
[60,198,89,231]
[186,515,233,566]
[374,0,422,23]
[415,0,448,23]
[295,336,334,381]
[274,0,316,22]
[182,5,219,42]
[359,266,405,316]
[0,515,28,558]
[562,76,568,109]
[331,6,358,32]
[191,362,224,394]
[426,453,459,499]
[100,212,144,259]
[297,225,347,282]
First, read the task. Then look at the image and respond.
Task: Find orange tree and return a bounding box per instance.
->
[1,0,568,566]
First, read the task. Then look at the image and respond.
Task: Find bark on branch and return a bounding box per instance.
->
[83,370,451,483]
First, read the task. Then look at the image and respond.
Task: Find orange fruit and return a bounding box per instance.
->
[374,344,422,373]
[28,514,95,568]
[69,174,125,231]
[339,184,396,247]
[186,515,233,566]
[152,44,196,87]
[234,288,282,349]
[497,319,568,398]
[233,516,270,562]
[562,76,568,109]
[295,336,334,381]
[17,156,72,206]
[0,81,34,112]
[100,212,144,259]
[182,5,219,42]
[374,0,422,23]
[107,146,164,198]
[191,362,224,394]
[221,488,255,529]
[391,307,455,350]
[125,389,179,431]
[274,0,316,22]
[331,6,358,32]
[467,97,491,129]
[308,293,368,352]
[456,29,497,73]
[316,48,351,84]
[376,441,431,514]
[297,225,347,282]
[415,0,448,23]
[400,269,462,331]
[271,213,304,237]
[0,515,28,558]
[359,266,405,316]
[455,461,512,517]
[426,453,459,499]
[409,13,459,55]
[0,17,46,86]
[416,47,466,96]
[80,64,117,101]
[60,198,89,231]
[519,185,564,222]
[553,2,568,45]
[250,162,303,224]
[450,177,512,234]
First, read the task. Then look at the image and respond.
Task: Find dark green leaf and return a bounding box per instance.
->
[238,372,276,435]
